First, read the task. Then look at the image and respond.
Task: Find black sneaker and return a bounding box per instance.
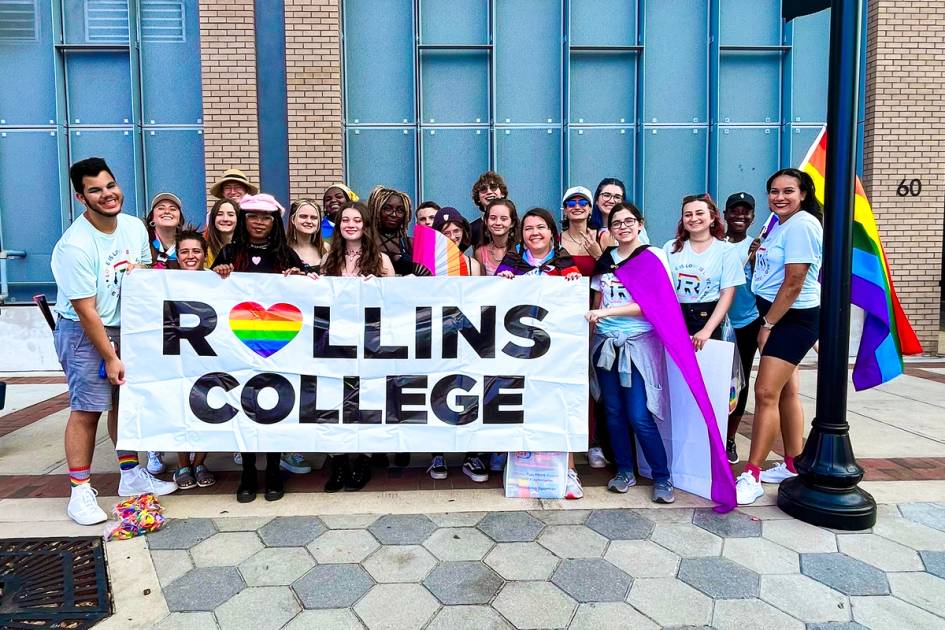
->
[394,453,411,467]
[462,456,489,483]
[346,454,372,491]
[324,455,348,493]
[726,439,739,465]
[428,455,448,480]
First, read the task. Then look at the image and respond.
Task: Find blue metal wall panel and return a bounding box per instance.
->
[719,0,780,45]
[569,0,637,46]
[718,126,780,225]
[420,0,487,44]
[420,51,489,124]
[495,128,561,216]
[345,128,417,202]
[568,127,635,202]
[719,53,780,123]
[420,128,489,220]
[0,1,56,125]
[141,0,203,124]
[144,128,206,226]
[495,0,561,124]
[791,10,830,123]
[570,53,637,124]
[643,127,708,245]
[643,1,708,124]
[65,52,133,124]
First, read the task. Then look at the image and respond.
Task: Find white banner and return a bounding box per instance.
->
[117,270,590,453]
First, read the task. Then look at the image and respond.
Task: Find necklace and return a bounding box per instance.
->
[486,243,506,264]
[345,248,362,258]
[563,230,588,250]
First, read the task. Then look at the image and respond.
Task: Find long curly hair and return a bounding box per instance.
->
[367,186,412,235]
[670,193,726,253]
[230,208,296,273]
[470,171,508,211]
[321,202,386,277]
[205,198,239,261]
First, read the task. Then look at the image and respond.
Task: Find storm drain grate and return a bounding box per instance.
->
[0,537,111,629]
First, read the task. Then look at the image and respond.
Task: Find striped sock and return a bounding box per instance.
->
[69,466,91,487]
[117,451,139,472]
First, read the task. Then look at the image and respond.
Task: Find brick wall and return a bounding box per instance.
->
[198,0,260,210]
[863,1,945,354]
[284,0,344,202]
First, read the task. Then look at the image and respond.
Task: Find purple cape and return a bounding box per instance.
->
[613,246,737,512]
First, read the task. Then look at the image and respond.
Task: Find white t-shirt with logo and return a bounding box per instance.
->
[662,238,745,304]
[752,211,823,309]
[590,247,672,337]
[52,213,151,327]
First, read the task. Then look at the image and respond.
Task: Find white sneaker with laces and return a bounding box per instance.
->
[565,468,584,500]
[735,472,764,505]
[587,447,608,469]
[67,484,108,525]
[118,465,178,497]
[760,462,798,484]
[146,451,165,475]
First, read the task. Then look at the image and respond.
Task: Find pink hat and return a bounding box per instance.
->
[239,193,284,217]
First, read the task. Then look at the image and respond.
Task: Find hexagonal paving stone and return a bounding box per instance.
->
[283,609,365,629]
[258,516,326,547]
[678,557,760,599]
[493,581,576,629]
[147,518,217,550]
[551,558,632,602]
[760,574,850,623]
[762,519,838,554]
[151,550,193,587]
[214,586,300,630]
[836,533,924,572]
[163,567,245,612]
[888,571,945,618]
[604,540,680,578]
[801,553,890,595]
[712,598,804,630]
[872,517,945,551]
[851,595,945,629]
[626,578,713,627]
[529,509,590,525]
[650,523,722,557]
[318,514,380,529]
[153,612,219,630]
[423,527,494,561]
[368,514,437,545]
[568,602,659,630]
[586,509,654,540]
[363,545,437,583]
[722,537,800,574]
[354,583,440,630]
[422,561,504,605]
[806,623,868,630]
[477,511,544,542]
[537,525,608,558]
[693,508,762,538]
[920,550,945,579]
[426,605,512,630]
[292,564,374,609]
[212,516,272,532]
[484,542,560,581]
[306,529,379,564]
[429,512,486,527]
[238,547,315,586]
[190,532,263,568]
[899,502,945,533]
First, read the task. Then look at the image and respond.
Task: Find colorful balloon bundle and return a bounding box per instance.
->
[104,493,167,540]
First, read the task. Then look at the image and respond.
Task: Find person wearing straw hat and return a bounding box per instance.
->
[210,168,258,202]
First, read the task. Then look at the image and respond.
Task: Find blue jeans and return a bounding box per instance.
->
[595,353,670,482]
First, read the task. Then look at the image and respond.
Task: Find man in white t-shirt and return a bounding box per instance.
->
[52,157,176,526]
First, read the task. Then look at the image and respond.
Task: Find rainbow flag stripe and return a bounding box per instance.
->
[800,128,922,390]
[229,302,303,358]
[412,224,470,276]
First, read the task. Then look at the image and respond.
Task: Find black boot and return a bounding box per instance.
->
[346,454,372,491]
[324,455,349,493]
[236,453,257,503]
[264,452,284,501]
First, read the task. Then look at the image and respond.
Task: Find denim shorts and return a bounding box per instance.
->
[53,317,120,412]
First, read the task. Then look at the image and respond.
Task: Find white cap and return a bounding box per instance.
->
[562,186,593,205]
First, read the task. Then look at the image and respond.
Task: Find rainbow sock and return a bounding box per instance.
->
[784,455,797,474]
[69,466,91,487]
[745,463,761,482]
[117,451,138,472]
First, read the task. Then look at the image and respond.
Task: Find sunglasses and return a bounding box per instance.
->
[565,198,590,209]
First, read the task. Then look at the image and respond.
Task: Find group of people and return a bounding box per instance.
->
[52,156,822,526]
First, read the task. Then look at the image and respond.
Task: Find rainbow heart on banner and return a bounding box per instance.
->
[229,302,303,358]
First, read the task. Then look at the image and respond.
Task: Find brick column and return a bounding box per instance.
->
[863,1,945,353]
[284,0,344,202]
[198,0,261,209]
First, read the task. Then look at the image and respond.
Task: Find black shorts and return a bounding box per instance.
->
[755,297,820,365]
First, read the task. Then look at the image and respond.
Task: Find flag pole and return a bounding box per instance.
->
[777,0,876,529]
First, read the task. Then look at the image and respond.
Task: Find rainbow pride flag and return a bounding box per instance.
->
[412,224,470,276]
[229,302,303,358]
[799,128,922,390]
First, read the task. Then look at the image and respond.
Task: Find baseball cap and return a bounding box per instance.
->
[432,206,468,232]
[562,186,593,205]
[725,192,755,210]
[150,192,182,211]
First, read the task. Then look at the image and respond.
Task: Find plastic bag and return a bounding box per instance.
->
[504,451,568,499]
[720,317,746,414]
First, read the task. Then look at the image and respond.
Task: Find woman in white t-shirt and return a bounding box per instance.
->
[736,169,823,506]
[663,194,745,351]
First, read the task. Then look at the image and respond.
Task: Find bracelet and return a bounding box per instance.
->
[762,317,776,330]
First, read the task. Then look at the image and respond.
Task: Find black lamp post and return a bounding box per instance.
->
[777,0,877,530]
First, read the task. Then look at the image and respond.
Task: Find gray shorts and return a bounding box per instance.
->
[54,317,120,413]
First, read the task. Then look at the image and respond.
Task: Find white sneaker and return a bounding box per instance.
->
[146,451,165,475]
[280,453,312,474]
[67,484,108,526]
[736,472,764,505]
[760,462,798,484]
[565,468,584,500]
[587,447,608,469]
[118,465,178,497]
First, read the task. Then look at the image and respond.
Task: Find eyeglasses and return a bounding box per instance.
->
[598,192,623,202]
[381,205,406,216]
[565,198,590,209]
[611,218,639,228]
[245,213,275,222]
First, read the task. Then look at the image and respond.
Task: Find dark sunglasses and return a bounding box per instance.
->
[565,198,590,208]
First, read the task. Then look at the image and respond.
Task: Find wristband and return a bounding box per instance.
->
[762,317,775,330]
